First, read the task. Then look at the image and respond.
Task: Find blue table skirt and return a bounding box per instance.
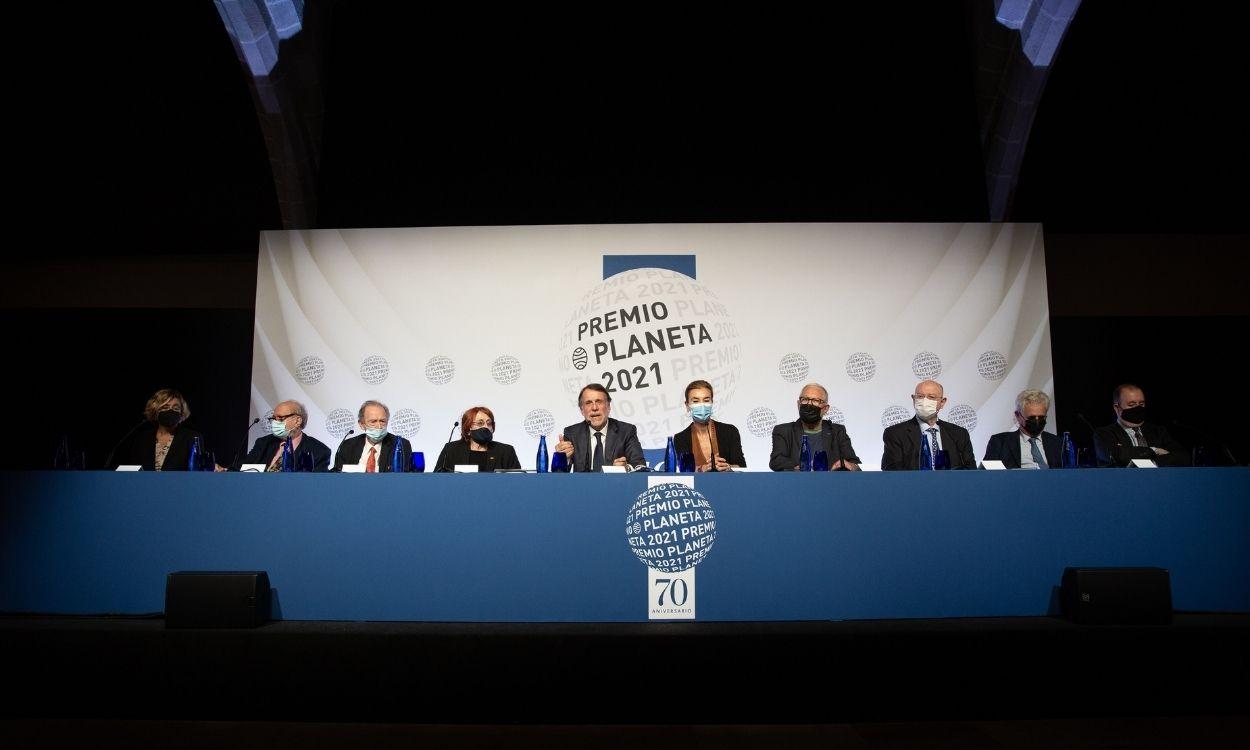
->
[2,469,1247,621]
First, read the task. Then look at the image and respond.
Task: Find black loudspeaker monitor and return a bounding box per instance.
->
[165,571,271,629]
[1060,567,1172,625]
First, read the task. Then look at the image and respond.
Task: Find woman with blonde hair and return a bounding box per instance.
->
[108,388,205,471]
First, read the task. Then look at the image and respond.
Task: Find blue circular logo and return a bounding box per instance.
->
[625,483,717,573]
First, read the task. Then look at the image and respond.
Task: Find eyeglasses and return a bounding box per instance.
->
[798,397,826,406]
[267,413,297,421]
[470,420,495,428]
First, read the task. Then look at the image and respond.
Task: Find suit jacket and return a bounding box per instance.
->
[881,418,977,470]
[241,433,331,472]
[1093,422,1190,467]
[562,418,646,472]
[982,430,1062,469]
[770,419,860,471]
[110,423,205,471]
[332,433,414,472]
[673,421,747,468]
[433,440,522,472]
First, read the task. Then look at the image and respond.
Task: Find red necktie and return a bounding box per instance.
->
[366,446,377,473]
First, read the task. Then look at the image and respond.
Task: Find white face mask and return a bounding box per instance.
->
[914,397,940,421]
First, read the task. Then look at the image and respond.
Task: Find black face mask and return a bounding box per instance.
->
[1119,405,1146,424]
[470,427,493,445]
[1021,416,1046,437]
[799,404,823,425]
[157,410,181,429]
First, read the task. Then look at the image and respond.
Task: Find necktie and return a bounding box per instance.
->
[366,446,377,473]
[1132,427,1147,448]
[926,428,939,463]
[1029,437,1048,469]
[593,431,604,472]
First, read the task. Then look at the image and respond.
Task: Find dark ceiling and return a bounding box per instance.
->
[13,2,1249,258]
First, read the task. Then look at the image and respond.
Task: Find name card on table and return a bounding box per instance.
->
[454,465,479,473]
[601,466,627,474]
[1130,458,1158,468]
[981,460,1007,470]
[239,464,267,473]
[340,465,364,473]
[115,465,142,471]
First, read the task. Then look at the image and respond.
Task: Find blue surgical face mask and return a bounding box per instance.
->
[269,419,289,439]
[690,404,713,423]
[365,426,388,442]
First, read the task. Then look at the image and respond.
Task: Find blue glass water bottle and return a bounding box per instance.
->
[664,437,677,472]
[1061,431,1077,468]
[799,435,811,472]
[391,439,405,473]
[536,435,549,473]
[919,434,934,471]
[280,437,294,472]
[187,436,202,472]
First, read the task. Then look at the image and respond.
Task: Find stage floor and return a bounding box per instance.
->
[3,614,1247,727]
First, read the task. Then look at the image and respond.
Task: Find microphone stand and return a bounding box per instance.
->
[436,422,460,473]
[104,419,148,470]
[334,429,356,471]
[230,417,262,470]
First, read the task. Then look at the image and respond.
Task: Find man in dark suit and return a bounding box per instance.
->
[982,389,1061,469]
[770,382,861,470]
[553,384,647,472]
[332,400,413,472]
[882,380,977,470]
[1093,383,1189,467]
[238,400,331,471]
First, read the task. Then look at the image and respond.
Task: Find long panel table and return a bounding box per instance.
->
[2,469,1247,621]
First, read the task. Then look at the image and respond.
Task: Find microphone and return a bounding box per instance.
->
[1075,412,1098,434]
[437,421,460,472]
[332,429,355,471]
[229,417,262,471]
[104,419,148,470]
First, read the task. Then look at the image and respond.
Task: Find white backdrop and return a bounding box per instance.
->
[250,223,1054,469]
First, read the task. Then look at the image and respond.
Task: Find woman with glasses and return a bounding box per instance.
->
[108,388,206,471]
[433,406,522,472]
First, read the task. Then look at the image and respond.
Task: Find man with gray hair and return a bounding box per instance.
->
[982,388,1061,469]
[332,399,413,472]
[238,399,332,471]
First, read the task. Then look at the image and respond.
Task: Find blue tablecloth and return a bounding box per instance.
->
[2,469,1247,621]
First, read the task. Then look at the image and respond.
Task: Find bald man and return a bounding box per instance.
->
[770,382,861,470]
[881,380,977,470]
[237,399,332,471]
